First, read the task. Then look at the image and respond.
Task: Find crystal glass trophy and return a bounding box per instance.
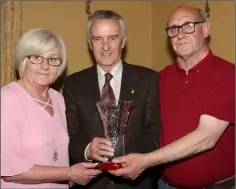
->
[96,100,132,171]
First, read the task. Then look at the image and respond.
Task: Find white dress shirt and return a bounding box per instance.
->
[97,61,123,100]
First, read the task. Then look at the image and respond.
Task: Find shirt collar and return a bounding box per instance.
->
[174,50,214,73]
[97,61,123,80]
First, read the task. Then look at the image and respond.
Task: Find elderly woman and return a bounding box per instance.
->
[1,28,101,188]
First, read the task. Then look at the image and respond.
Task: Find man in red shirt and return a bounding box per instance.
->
[109,5,235,189]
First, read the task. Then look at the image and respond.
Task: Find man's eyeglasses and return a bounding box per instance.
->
[165,21,205,38]
[27,55,62,67]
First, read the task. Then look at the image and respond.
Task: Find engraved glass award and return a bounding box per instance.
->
[96,100,132,170]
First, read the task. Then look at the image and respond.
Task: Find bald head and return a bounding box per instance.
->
[167,6,205,27]
[165,5,210,61]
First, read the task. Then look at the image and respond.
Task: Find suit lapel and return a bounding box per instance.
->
[119,62,138,102]
[83,66,102,127]
[86,65,100,104]
[119,62,138,145]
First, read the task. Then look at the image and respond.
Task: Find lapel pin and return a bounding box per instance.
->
[131,89,134,94]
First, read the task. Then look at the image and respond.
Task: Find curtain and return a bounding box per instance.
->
[1,1,22,87]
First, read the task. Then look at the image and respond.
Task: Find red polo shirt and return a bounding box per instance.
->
[159,50,235,189]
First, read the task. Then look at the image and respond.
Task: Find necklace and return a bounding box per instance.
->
[53,151,58,162]
[52,116,59,162]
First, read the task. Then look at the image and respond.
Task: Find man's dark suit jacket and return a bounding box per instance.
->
[63,62,160,189]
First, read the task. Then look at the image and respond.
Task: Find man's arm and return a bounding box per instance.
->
[63,79,88,164]
[142,72,160,153]
[63,77,114,164]
[146,114,229,166]
[110,114,230,179]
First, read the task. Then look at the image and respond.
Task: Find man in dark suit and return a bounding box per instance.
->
[63,10,160,189]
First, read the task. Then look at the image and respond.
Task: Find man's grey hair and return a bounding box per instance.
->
[87,10,126,39]
[15,28,67,78]
[196,8,206,22]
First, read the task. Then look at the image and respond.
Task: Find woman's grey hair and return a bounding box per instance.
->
[87,10,126,39]
[15,28,67,78]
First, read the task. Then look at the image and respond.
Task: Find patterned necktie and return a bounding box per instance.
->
[100,73,115,102]
[100,73,115,184]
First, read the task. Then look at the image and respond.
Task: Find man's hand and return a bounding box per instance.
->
[87,137,114,162]
[71,162,101,185]
[108,153,148,180]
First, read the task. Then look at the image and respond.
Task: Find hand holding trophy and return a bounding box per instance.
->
[96,100,132,171]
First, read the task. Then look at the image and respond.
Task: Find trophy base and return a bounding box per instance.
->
[97,162,123,171]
